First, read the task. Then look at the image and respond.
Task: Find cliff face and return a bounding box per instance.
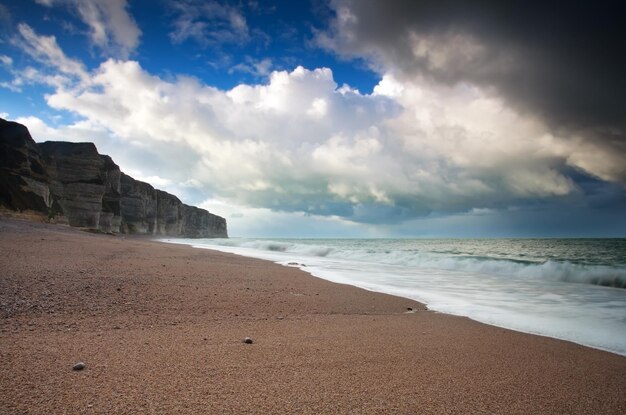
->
[118,175,228,238]
[156,189,183,236]
[0,118,227,238]
[39,141,110,229]
[0,119,52,219]
[182,204,228,238]
[99,155,122,233]
[120,172,157,234]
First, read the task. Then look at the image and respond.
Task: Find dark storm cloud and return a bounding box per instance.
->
[319,0,626,179]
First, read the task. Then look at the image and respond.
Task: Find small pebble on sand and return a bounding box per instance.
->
[243,337,253,344]
[72,362,86,371]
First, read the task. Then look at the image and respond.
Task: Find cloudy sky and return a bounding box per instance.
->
[1,0,624,237]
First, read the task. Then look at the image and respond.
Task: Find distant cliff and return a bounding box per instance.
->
[0,118,227,238]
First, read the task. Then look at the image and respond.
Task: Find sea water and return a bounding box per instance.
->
[162,237,626,356]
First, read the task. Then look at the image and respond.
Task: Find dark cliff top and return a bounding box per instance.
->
[0,118,36,149]
[39,141,100,156]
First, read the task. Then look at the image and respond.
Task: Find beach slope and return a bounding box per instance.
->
[1,219,625,414]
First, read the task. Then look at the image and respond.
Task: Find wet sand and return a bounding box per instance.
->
[1,218,625,414]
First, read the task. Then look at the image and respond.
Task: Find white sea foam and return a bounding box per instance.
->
[193,238,626,287]
[162,237,626,356]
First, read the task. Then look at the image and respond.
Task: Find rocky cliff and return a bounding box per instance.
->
[38,141,111,229]
[119,172,157,234]
[0,119,53,220]
[0,118,227,238]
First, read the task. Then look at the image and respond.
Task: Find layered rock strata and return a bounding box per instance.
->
[0,119,52,219]
[0,118,227,238]
[119,172,157,234]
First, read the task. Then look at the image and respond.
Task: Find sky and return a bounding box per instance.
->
[0,0,625,237]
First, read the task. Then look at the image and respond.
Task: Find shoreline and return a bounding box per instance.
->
[162,237,626,358]
[1,218,625,414]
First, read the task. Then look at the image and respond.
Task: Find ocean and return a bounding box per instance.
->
[162,237,626,356]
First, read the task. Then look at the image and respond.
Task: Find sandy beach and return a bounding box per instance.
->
[1,218,625,414]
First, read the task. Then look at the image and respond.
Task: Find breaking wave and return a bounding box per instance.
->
[210,239,626,288]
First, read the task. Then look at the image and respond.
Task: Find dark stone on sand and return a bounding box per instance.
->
[407,307,413,311]
[243,337,253,344]
[72,362,85,371]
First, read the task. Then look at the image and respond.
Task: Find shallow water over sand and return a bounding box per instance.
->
[164,238,626,356]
